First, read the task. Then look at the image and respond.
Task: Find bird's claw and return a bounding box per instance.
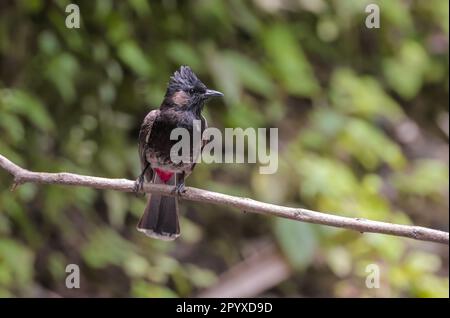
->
[133,175,145,197]
[172,183,186,196]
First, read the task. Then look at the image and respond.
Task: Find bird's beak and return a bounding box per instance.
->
[204,89,224,98]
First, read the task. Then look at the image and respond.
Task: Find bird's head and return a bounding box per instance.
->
[163,66,223,113]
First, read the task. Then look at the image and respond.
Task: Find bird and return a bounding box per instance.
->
[135,66,223,240]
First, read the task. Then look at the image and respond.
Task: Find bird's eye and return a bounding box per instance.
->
[189,88,195,95]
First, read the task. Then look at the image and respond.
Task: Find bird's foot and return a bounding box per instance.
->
[133,175,145,197]
[172,183,186,196]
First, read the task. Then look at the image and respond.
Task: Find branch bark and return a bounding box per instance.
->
[0,154,448,245]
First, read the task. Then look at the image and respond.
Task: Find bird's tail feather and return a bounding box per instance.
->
[137,173,179,241]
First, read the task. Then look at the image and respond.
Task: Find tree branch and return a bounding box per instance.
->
[0,154,448,245]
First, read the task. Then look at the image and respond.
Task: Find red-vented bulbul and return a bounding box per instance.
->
[135,66,223,240]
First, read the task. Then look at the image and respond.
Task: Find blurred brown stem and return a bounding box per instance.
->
[197,244,292,298]
[0,154,448,245]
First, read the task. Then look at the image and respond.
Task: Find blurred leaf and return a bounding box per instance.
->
[129,0,151,17]
[206,48,240,105]
[383,41,430,99]
[224,101,265,128]
[308,108,347,138]
[0,113,25,143]
[274,219,318,270]
[378,0,414,30]
[81,228,135,268]
[18,0,44,13]
[412,275,449,298]
[417,0,449,35]
[45,53,80,102]
[337,118,406,170]
[365,233,405,262]
[316,16,339,42]
[106,12,132,44]
[0,89,54,131]
[391,160,449,198]
[264,24,320,97]
[132,281,178,298]
[224,52,275,97]
[179,217,203,244]
[251,172,288,204]
[166,41,201,70]
[297,154,359,200]
[38,30,60,54]
[105,191,128,228]
[405,251,441,274]
[330,69,404,121]
[0,239,34,288]
[117,41,153,77]
[326,247,352,277]
[124,254,150,278]
[47,252,66,281]
[185,264,217,288]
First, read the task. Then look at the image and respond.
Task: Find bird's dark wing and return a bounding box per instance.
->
[138,109,160,181]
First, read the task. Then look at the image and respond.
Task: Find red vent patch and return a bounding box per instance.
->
[154,168,174,183]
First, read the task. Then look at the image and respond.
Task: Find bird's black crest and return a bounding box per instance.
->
[167,66,203,92]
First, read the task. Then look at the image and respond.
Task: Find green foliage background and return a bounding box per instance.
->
[0,0,448,297]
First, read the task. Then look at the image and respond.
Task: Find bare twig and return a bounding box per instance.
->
[0,154,448,244]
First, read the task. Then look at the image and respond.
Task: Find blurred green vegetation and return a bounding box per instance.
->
[0,0,448,297]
